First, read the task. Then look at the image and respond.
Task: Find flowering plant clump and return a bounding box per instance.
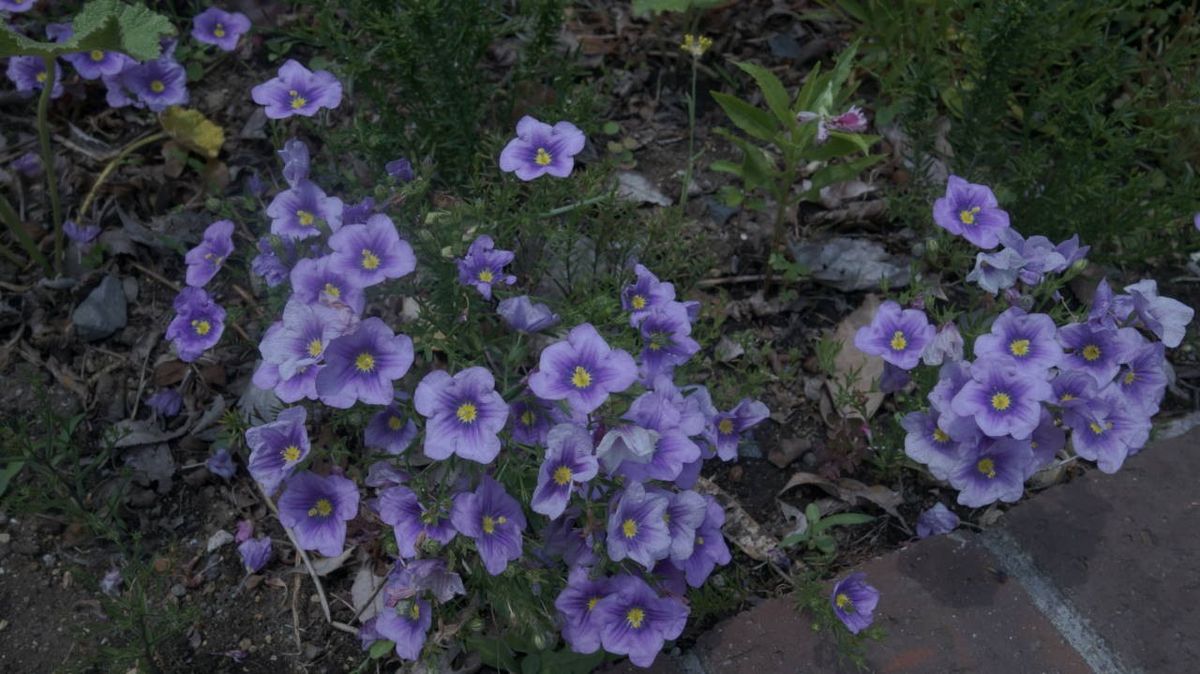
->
[864,174,1193,508]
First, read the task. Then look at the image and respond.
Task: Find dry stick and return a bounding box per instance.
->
[79,132,167,219]
[131,260,252,343]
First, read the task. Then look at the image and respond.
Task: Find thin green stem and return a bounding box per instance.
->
[36,56,62,275]
[680,55,699,212]
[538,193,610,218]
[0,190,50,273]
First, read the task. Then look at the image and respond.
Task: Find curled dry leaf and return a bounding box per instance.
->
[779,471,904,522]
[696,476,790,566]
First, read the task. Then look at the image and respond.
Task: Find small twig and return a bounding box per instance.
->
[36,56,62,273]
[79,131,167,219]
[696,273,768,288]
[131,260,181,292]
[289,575,303,651]
[256,482,334,625]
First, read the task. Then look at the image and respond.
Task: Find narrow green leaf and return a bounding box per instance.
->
[736,61,793,126]
[368,639,394,659]
[802,155,884,200]
[814,513,876,531]
[711,91,777,142]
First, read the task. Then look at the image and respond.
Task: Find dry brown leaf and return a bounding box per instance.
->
[779,471,904,521]
[696,476,787,566]
[825,294,883,420]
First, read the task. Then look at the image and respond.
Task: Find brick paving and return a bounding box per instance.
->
[611,425,1200,674]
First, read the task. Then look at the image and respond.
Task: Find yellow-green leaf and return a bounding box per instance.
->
[160,107,225,159]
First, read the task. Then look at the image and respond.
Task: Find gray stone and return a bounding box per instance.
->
[72,275,127,341]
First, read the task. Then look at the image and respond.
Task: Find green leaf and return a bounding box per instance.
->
[368,639,394,659]
[466,636,520,672]
[793,62,824,112]
[0,0,174,60]
[631,0,724,16]
[806,132,880,162]
[537,649,608,673]
[804,503,821,523]
[736,61,793,126]
[813,513,875,533]
[0,460,26,500]
[710,159,744,178]
[711,91,777,142]
[802,155,884,201]
[780,531,808,548]
[814,535,836,553]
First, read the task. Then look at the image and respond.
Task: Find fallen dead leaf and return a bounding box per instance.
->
[779,471,904,522]
[825,294,884,420]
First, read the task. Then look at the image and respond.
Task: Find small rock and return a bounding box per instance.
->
[715,336,745,363]
[768,33,803,60]
[170,583,187,598]
[769,437,812,469]
[72,275,127,341]
[616,171,672,206]
[738,442,763,460]
[122,276,139,303]
[0,533,8,544]
[206,529,235,553]
[704,197,738,226]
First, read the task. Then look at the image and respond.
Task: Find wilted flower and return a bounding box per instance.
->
[365,405,418,455]
[933,175,1010,249]
[1123,280,1194,348]
[6,56,64,99]
[529,323,638,414]
[450,475,526,575]
[966,247,1026,295]
[206,447,236,480]
[378,486,457,558]
[827,106,869,133]
[235,519,254,543]
[328,214,416,288]
[915,503,959,538]
[921,322,964,367]
[316,318,415,408]
[12,151,42,177]
[497,295,560,333]
[63,220,101,247]
[251,237,289,287]
[251,59,343,119]
[278,138,310,187]
[165,287,225,362]
[238,537,272,573]
[499,116,586,181]
[456,235,516,300]
[267,179,344,240]
[606,482,670,571]
[531,424,599,520]
[414,367,509,463]
[830,573,879,635]
[184,220,235,288]
[950,360,1052,440]
[594,574,689,668]
[245,406,310,494]
[342,197,375,226]
[853,300,935,370]
[277,471,360,557]
[123,57,189,111]
[386,158,414,182]
[146,388,183,417]
[192,7,251,52]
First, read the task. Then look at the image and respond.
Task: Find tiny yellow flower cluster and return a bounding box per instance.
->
[680,34,713,58]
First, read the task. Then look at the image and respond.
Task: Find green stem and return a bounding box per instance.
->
[763,167,794,292]
[680,55,699,212]
[79,132,168,218]
[36,56,62,275]
[0,190,50,273]
[538,193,610,218]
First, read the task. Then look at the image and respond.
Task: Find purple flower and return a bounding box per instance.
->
[206,447,236,480]
[267,179,344,240]
[278,138,310,187]
[238,537,272,573]
[1054,235,1089,270]
[101,60,139,108]
[123,57,189,111]
[921,322,964,367]
[853,301,935,370]
[251,59,343,119]
[639,302,700,382]
[622,264,676,326]
[456,235,515,300]
[317,318,415,409]
[165,288,225,362]
[1050,370,1100,409]
[378,486,457,558]
[342,197,375,226]
[414,367,508,463]
[830,573,879,635]
[289,256,365,314]
[63,220,101,247]
[1057,322,1127,385]
[245,406,310,495]
[915,503,959,538]
[1112,341,1167,416]
[328,214,416,288]
[364,461,409,488]
[660,489,706,561]
[948,437,1033,507]
[531,424,599,519]
[365,405,418,454]
[235,519,254,543]
[678,496,730,587]
[1123,280,1194,348]
[388,558,465,603]
[508,394,564,446]
[146,389,183,417]
[995,228,1068,286]
[615,432,702,485]
[880,361,912,394]
[498,116,586,180]
[184,220,235,288]
[255,299,354,402]
[973,307,1063,372]
[11,151,41,177]
[966,248,1025,295]
[497,295,560,333]
[1030,408,1065,470]
[594,574,689,668]
[386,158,414,182]
[595,424,660,473]
[901,410,969,481]
[6,56,63,99]
[0,0,36,12]
[950,360,1052,440]
[543,509,597,568]
[251,237,289,287]
[63,42,131,80]
[706,398,770,462]
[529,323,638,414]
[1065,393,1150,474]
[277,471,360,557]
[827,106,869,133]
[450,475,526,575]
[556,572,621,654]
[932,175,1010,249]
[606,482,670,570]
[375,596,431,661]
[192,7,251,52]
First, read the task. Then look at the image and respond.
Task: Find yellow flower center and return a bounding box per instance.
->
[991,392,1012,411]
[631,295,647,310]
[1009,339,1031,357]
[933,427,950,443]
[977,458,997,479]
[520,410,536,426]
[571,365,592,389]
[835,593,853,610]
[587,597,600,611]
[1059,393,1075,403]
[387,416,404,431]
[90,50,105,61]
[307,498,333,517]
[534,148,552,166]
[626,607,645,629]
[150,80,165,93]
[718,419,734,435]
[890,330,908,351]
[297,210,315,226]
[553,465,573,486]
[696,535,705,546]
[361,248,381,270]
[36,71,47,83]
[322,282,340,298]
[307,339,323,358]
[1081,344,1101,362]
[482,515,496,534]
[1089,421,1105,435]
[409,602,420,620]
[192,319,212,336]
[959,206,982,225]
[355,352,376,372]
[621,518,638,539]
[282,445,301,462]
[1123,370,1136,386]
[213,24,226,38]
[478,269,494,283]
[456,402,478,423]
[289,90,307,109]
